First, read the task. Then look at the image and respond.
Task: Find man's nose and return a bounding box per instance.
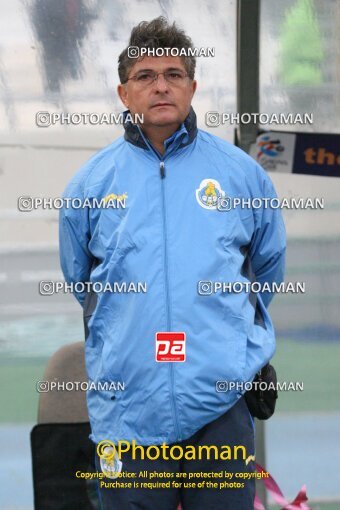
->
[153,73,169,92]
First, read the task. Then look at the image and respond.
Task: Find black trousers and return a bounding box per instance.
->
[95,396,256,510]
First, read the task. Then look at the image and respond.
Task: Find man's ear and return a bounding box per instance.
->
[117,84,129,109]
[191,79,197,97]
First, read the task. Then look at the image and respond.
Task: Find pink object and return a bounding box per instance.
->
[176,463,311,510]
[254,463,311,510]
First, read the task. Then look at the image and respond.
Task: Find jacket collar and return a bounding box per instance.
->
[123,106,198,152]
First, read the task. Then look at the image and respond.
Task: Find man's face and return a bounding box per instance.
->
[118,56,197,127]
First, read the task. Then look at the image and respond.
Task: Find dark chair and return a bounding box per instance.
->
[31,342,99,510]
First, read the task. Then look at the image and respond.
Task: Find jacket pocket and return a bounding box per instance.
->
[230,314,249,381]
[83,294,104,382]
[83,290,98,341]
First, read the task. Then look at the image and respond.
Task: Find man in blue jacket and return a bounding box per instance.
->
[59,16,286,510]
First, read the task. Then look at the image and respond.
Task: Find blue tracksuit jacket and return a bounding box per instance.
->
[59,107,286,446]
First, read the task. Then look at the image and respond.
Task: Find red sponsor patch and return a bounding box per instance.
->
[155,332,186,362]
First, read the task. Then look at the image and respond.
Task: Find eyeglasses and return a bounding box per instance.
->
[124,70,189,86]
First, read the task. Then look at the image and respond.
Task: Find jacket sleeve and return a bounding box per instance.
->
[59,180,93,307]
[248,165,286,308]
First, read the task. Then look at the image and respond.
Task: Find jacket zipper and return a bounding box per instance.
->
[135,124,182,441]
[159,160,182,441]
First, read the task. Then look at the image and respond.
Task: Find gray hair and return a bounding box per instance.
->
[118,16,196,83]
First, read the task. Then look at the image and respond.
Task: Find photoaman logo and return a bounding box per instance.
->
[155,332,186,362]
